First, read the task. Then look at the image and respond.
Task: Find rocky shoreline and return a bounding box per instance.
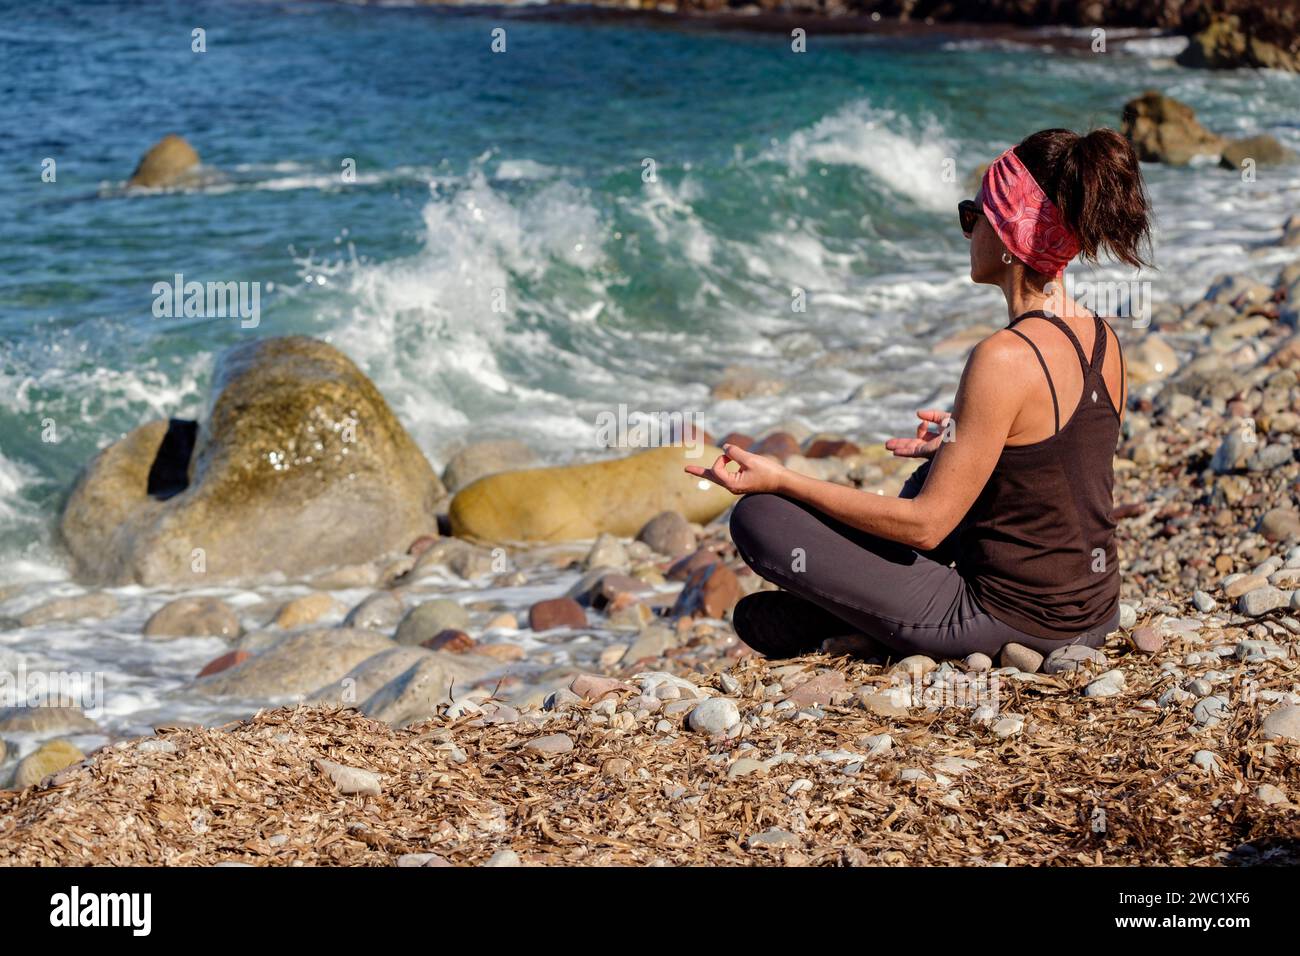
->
[401,0,1300,73]
[3,204,1300,862]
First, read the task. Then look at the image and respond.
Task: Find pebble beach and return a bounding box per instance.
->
[2,2,1300,867]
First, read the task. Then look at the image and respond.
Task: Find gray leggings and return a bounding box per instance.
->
[728,462,1118,660]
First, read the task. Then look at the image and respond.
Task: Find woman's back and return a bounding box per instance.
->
[957,310,1125,639]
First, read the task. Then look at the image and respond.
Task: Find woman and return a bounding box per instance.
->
[688,128,1152,661]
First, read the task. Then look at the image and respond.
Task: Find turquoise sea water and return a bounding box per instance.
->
[2,0,1300,581]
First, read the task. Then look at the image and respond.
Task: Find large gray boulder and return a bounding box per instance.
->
[60,337,442,585]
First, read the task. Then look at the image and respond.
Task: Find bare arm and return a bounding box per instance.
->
[688,334,1029,551]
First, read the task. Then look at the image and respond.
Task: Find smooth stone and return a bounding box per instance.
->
[397,852,452,867]
[19,592,119,628]
[316,758,381,796]
[449,445,735,543]
[127,133,201,188]
[60,337,443,586]
[395,599,470,645]
[992,715,1024,738]
[1256,784,1288,806]
[1235,640,1288,663]
[144,596,241,640]
[1191,750,1222,776]
[15,740,84,789]
[1261,705,1300,742]
[359,654,490,728]
[670,561,741,620]
[583,533,628,571]
[1042,645,1108,675]
[728,757,768,779]
[1239,587,1288,617]
[274,593,345,629]
[1225,574,1269,599]
[523,733,574,755]
[1119,603,1137,630]
[1084,669,1127,698]
[857,688,910,718]
[0,705,98,734]
[635,511,695,558]
[441,439,538,493]
[1193,694,1231,727]
[1186,678,1214,697]
[570,674,633,701]
[197,627,395,698]
[1192,590,1217,613]
[891,655,937,678]
[745,828,800,850]
[344,591,404,632]
[784,671,849,708]
[964,653,992,672]
[482,849,521,867]
[687,698,741,735]
[1129,625,1164,655]
[621,626,674,664]
[528,597,587,631]
[999,643,1044,674]
[197,650,251,678]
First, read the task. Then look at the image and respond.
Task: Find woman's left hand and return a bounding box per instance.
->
[685,443,788,496]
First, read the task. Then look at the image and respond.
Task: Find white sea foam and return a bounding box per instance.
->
[772,100,962,213]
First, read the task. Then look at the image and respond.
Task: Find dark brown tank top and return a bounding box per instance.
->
[957,310,1124,640]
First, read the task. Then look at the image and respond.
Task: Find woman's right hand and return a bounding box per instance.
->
[884,409,951,459]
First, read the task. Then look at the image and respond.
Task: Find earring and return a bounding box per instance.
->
[1001,252,1013,265]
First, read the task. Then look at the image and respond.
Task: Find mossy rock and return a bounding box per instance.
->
[60,337,442,585]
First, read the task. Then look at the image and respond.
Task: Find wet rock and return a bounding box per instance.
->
[395,599,470,645]
[144,596,241,640]
[422,629,476,653]
[197,628,395,698]
[127,134,202,188]
[1220,135,1296,170]
[359,654,488,727]
[344,591,404,632]
[635,511,695,558]
[19,592,119,627]
[441,439,537,493]
[0,706,98,734]
[449,445,734,543]
[670,562,740,619]
[1120,91,1224,166]
[528,597,586,631]
[750,432,800,461]
[61,337,443,586]
[15,740,84,789]
[999,643,1043,674]
[274,593,345,629]
[196,650,251,678]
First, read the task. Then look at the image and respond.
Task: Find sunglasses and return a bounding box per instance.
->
[958,198,982,237]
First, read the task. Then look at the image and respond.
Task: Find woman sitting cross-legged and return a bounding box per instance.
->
[688,127,1151,662]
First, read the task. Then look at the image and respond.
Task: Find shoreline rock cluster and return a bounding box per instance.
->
[4,213,1300,860]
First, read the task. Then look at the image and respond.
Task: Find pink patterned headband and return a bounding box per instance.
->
[977,147,1081,276]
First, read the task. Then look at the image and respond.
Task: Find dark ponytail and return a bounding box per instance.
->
[1013,127,1153,271]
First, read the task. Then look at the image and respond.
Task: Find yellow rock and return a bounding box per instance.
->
[128,134,201,188]
[15,739,84,789]
[274,593,346,629]
[450,446,736,543]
